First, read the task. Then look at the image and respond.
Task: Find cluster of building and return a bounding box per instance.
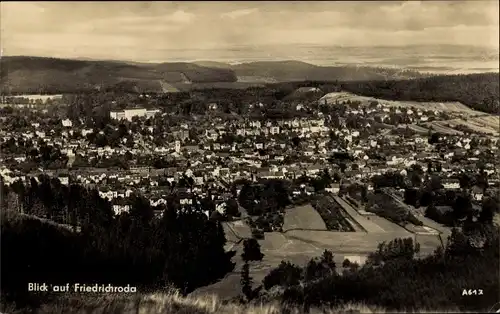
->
[109,108,161,121]
[1,96,499,217]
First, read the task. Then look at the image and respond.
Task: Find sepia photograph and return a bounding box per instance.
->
[0,1,499,313]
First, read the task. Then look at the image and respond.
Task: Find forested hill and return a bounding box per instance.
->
[0,56,238,94]
[1,56,428,94]
[341,73,500,114]
[231,60,426,82]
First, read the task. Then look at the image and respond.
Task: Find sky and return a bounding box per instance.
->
[1,1,499,61]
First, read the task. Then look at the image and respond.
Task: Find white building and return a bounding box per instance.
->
[270,126,280,135]
[110,108,160,121]
[62,119,73,127]
[343,255,367,266]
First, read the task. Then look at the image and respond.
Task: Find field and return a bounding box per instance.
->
[472,115,500,130]
[222,220,252,245]
[196,227,444,296]
[322,90,499,136]
[159,80,180,93]
[434,116,500,135]
[172,82,266,92]
[282,205,327,231]
[407,124,430,134]
[320,92,481,114]
[237,76,279,83]
[198,195,446,301]
[424,121,464,135]
[399,117,498,136]
[368,216,409,233]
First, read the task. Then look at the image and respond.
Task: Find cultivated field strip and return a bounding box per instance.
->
[424,121,464,135]
[442,117,500,135]
[282,205,328,231]
[320,92,480,113]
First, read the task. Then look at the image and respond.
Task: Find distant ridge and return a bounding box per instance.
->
[2,56,429,94]
[192,61,233,69]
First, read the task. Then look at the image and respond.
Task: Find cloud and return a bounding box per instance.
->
[66,10,195,35]
[2,1,498,60]
[273,1,499,31]
[221,8,258,19]
[167,10,195,24]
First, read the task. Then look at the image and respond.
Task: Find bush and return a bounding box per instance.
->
[254,211,284,232]
[342,259,351,268]
[263,261,303,290]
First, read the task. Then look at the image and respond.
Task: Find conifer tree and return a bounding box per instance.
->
[241,261,253,300]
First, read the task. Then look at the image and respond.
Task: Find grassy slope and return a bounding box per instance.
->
[2,290,458,314]
[341,73,500,114]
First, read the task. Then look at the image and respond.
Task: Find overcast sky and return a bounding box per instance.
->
[1,1,499,61]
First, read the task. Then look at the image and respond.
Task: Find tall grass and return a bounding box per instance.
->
[2,289,462,314]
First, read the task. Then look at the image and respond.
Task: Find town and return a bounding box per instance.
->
[2,0,500,312]
[1,86,498,267]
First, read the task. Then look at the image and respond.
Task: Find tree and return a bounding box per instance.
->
[428,175,443,191]
[263,261,303,290]
[339,162,347,173]
[404,188,420,207]
[479,197,498,224]
[476,172,489,193]
[342,259,351,268]
[360,185,368,203]
[241,261,253,300]
[428,133,440,145]
[435,163,443,172]
[409,172,422,187]
[452,193,473,221]
[225,199,240,217]
[242,238,264,262]
[304,250,337,281]
[320,250,336,269]
[367,237,420,266]
[459,173,473,190]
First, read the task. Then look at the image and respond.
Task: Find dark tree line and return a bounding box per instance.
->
[0,176,234,310]
[372,172,407,190]
[238,179,291,216]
